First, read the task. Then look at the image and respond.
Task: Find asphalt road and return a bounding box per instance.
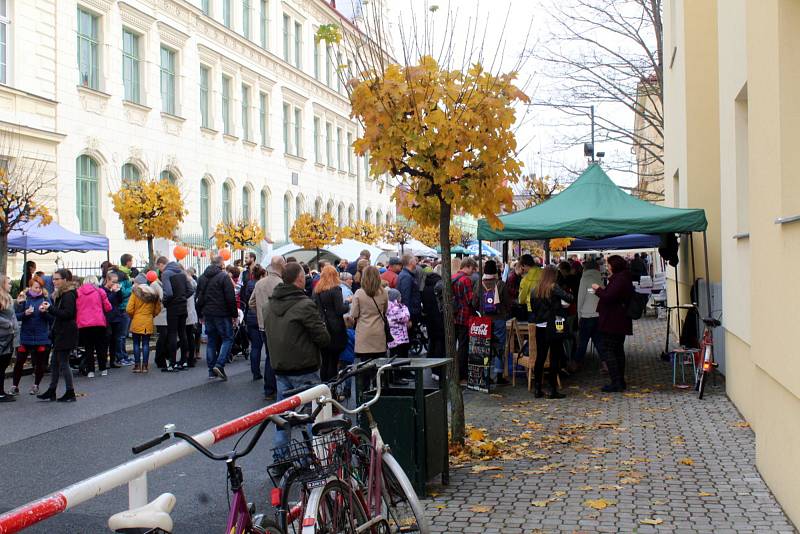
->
[0,356,282,533]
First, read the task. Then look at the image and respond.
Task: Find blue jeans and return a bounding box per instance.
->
[274,371,321,461]
[247,323,263,378]
[575,317,602,363]
[262,331,277,396]
[205,316,234,371]
[490,318,508,377]
[116,314,131,361]
[132,333,150,366]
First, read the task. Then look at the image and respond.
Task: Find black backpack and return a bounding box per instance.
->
[626,291,648,320]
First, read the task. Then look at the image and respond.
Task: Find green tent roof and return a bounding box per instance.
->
[477,164,707,241]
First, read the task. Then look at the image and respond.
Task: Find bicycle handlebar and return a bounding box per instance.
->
[131,433,170,455]
[317,359,411,416]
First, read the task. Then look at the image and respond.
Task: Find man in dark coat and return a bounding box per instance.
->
[158,257,194,370]
[196,256,237,380]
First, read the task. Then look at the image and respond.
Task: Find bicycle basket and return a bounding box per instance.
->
[270,429,350,484]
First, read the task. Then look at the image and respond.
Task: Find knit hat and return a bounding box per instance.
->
[388,288,401,302]
[484,260,498,275]
[134,273,147,285]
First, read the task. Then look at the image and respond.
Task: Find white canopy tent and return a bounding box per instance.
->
[270,239,391,266]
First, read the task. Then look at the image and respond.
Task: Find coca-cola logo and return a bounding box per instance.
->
[470,323,489,336]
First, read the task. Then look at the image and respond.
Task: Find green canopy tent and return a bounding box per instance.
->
[476,164,712,321]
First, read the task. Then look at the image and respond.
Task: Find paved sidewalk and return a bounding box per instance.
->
[422,317,797,533]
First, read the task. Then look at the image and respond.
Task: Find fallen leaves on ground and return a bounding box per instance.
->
[679,457,694,466]
[619,477,641,485]
[651,499,669,505]
[470,465,503,473]
[584,498,615,510]
[469,505,492,513]
[733,421,750,428]
[671,435,685,445]
[531,500,550,507]
[640,518,664,525]
[698,491,714,497]
[578,485,594,491]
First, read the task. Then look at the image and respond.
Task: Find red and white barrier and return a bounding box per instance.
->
[0,384,332,534]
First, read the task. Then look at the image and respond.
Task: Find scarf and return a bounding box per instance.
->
[481,274,501,305]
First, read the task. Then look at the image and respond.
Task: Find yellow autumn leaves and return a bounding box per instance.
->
[110,178,186,242]
[349,55,528,229]
[340,220,382,245]
[290,213,341,251]
[410,224,468,248]
[214,220,265,251]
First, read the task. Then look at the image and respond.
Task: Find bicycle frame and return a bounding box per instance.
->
[225,461,253,534]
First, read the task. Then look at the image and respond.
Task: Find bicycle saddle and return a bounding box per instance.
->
[108,492,176,533]
[312,416,350,436]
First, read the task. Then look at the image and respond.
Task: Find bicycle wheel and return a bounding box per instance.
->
[381,453,429,534]
[280,467,311,534]
[302,479,369,534]
[697,369,707,399]
[254,515,284,534]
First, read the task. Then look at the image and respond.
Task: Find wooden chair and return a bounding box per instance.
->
[511,321,537,391]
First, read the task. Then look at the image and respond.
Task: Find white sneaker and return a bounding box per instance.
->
[87,372,95,378]
[101,370,108,376]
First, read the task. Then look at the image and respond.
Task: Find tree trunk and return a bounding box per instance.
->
[147,237,155,269]
[316,247,320,266]
[400,242,405,255]
[439,200,465,446]
[0,232,8,277]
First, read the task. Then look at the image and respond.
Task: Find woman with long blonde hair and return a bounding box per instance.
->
[350,266,389,358]
[0,275,18,402]
[530,266,573,399]
[313,265,349,381]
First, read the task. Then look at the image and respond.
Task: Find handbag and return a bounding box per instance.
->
[370,295,394,345]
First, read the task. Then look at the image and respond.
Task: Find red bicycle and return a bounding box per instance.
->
[694,306,722,400]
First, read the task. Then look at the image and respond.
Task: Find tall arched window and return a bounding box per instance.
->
[283,193,292,242]
[337,203,345,227]
[200,178,210,237]
[326,200,334,215]
[386,212,393,225]
[222,182,232,222]
[314,197,322,218]
[348,204,355,226]
[242,186,251,220]
[76,155,99,233]
[376,210,383,226]
[260,189,269,230]
[121,163,140,183]
[295,195,304,220]
[364,208,372,224]
[160,170,177,183]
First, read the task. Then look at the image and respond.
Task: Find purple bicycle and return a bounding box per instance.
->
[111,418,284,534]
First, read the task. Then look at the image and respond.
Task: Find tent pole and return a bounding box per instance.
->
[23,250,27,287]
[702,231,712,318]
[478,241,484,305]
[689,233,697,287]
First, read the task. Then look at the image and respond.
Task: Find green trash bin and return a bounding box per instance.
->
[362,358,451,497]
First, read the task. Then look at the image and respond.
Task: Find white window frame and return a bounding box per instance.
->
[159,45,177,115]
[122,28,140,103]
[259,91,269,146]
[222,74,232,135]
[199,65,211,128]
[0,0,10,85]
[313,116,322,163]
[77,7,100,90]
[260,0,268,49]
[241,83,251,140]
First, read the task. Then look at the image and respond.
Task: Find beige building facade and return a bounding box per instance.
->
[665,0,800,524]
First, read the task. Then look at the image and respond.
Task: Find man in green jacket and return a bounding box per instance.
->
[263,261,330,463]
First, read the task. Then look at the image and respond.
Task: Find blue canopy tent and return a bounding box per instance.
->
[8,218,109,254]
[567,234,661,252]
[466,241,502,257]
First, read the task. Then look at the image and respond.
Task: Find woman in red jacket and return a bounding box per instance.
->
[592,255,634,392]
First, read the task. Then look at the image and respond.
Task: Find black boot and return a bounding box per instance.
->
[534,386,544,398]
[57,389,76,402]
[547,389,566,399]
[37,388,57,401]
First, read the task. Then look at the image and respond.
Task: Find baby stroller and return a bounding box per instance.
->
[229,308,250,361]
[409,322,428,356]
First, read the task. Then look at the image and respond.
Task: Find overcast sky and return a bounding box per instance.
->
[336,0,638,189]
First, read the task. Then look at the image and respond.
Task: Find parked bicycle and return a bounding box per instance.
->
[268,358,429,534]
[112,417,285,533]
[693,304,722,399]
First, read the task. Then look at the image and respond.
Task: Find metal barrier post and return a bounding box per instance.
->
[128,473,148,510]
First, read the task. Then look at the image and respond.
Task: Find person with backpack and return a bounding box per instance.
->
[472,260,510,385]
[531,266,573,399]
[592,254,635,392]
[76,276,113,378]
[196,255,237,380]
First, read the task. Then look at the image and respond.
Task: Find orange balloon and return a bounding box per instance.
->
[145,271,158,283]
[174,245,188,261]
[218,248,231,261]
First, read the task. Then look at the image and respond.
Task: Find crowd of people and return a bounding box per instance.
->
[0,247,645,408]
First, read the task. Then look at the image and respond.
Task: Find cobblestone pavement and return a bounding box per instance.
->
[421,317,797,534]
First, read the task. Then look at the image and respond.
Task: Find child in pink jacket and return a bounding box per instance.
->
[387,288,411,358]
[76,276,112,377]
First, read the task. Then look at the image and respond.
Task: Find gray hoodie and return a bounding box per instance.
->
[577,268,602,319]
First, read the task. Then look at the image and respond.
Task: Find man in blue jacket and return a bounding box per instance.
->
[397,254,422,326]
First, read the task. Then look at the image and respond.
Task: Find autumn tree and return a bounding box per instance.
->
[383,221,413,254]
[290,213,341,262]
[110,177,186,267]
[341,220,381,245]
[214,220,265,261]
[349,60,527,446]
[549,238,575,252]
[0,133,55,275]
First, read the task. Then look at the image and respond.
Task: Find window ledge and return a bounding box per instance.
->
[326,165,336,172]
[314,161,325,168]
[243,139,258,148]
[732,232,750,240]
[76,85,111,99]
[260,144,273,154]
[338,169,347,175]
[223,133,239,142]
[285,153,306,163]
[122,100,151,112]
[200,126,219,135]
[161,112,186,123]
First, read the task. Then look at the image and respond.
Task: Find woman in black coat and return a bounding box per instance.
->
[38,269,79,402]
[531,266,573,399]
[421,271,445,358]
[592,255,634,393]
[313,266,349,381]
